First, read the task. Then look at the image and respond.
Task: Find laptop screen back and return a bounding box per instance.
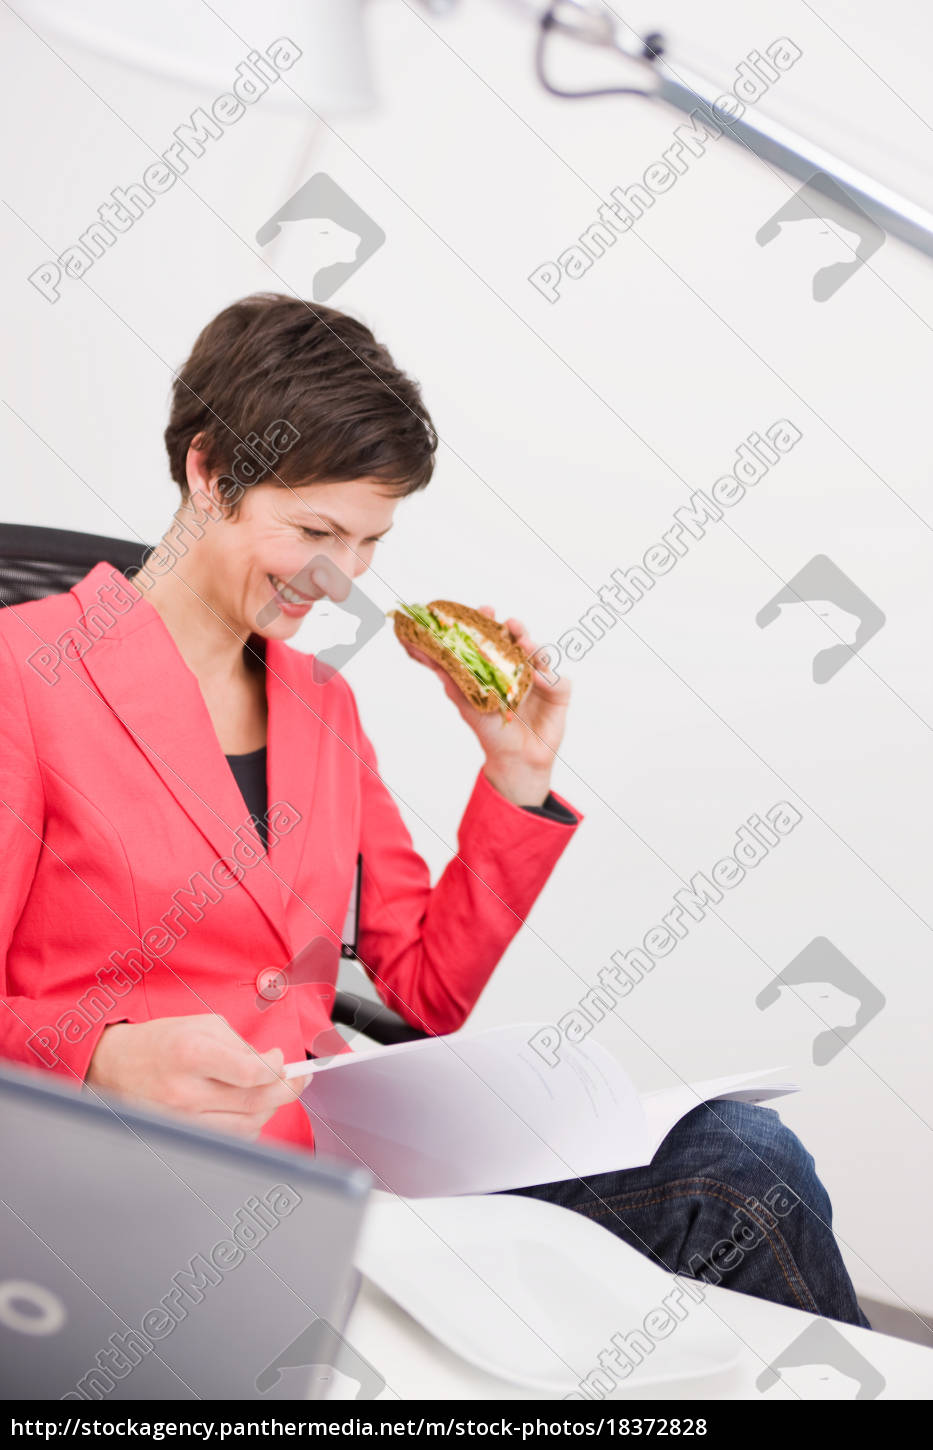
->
[0,1063,373,1401]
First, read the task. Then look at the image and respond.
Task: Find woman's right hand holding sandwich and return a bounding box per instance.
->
[86,1014,307,1139]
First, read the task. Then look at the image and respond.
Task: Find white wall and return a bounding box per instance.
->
[2,0,932,1321]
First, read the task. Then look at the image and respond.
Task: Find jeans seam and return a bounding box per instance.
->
[574,1175,819,1315]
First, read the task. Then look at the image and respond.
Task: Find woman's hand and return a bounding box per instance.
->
[86,1014,309,1139]
[399,605,572,807]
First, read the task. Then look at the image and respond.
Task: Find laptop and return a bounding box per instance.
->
[0,1061,380,1401]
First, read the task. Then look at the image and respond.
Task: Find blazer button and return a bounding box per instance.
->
[256,967,288,1002]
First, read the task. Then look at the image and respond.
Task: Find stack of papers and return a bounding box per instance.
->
[285,1023,797,1197]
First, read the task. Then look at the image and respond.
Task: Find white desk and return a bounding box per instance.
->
[345,1275,933,1401]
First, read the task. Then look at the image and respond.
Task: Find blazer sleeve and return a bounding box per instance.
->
[0,632,129,1080]
[347,692,582,1035]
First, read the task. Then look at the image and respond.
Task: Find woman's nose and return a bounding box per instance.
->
[333,540,371,581]
[309,540,368,587]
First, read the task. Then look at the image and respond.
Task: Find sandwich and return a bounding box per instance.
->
[390,601,533,715]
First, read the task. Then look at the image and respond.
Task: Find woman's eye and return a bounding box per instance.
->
[301,528,328,539]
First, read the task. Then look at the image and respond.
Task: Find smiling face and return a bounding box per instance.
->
[196,471,399,642]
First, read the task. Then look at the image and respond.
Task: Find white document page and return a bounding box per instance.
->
[641,1070,800,1162]
[284,1024,797,1197]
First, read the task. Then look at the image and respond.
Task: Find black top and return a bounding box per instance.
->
[223,747,576,855]
[225,746,269,851]
[517,792,576,824]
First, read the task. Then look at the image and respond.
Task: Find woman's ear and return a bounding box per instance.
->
[184,438,213,499]
[184,439,232,517]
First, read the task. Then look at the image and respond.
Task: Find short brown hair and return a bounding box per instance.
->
[164,293,437,513]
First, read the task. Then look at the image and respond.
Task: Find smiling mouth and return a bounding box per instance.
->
[268,573,320,606]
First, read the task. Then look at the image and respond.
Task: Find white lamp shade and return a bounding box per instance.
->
[15,0,376,114]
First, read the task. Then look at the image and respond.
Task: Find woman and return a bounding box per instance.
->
[0,294,868,1327]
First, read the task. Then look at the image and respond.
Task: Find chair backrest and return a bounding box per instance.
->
[0,522,151,610]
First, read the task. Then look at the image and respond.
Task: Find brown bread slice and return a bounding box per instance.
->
[392,601,533,714]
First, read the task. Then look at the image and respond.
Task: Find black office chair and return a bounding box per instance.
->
[0,522,425,1047]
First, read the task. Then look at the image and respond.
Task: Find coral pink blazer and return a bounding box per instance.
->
[0,563,580,1149]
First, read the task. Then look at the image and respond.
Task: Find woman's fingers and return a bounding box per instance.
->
[192,1025,299,1118]
[478,605,531,651]
[400,639,453,685]
[237,1076,300,1118]
[164,1059,294,1118]
[200,1031,284,1092]
[198,1111,269,1141]
[87,1015,307,1143]
[482,612,565,699]
[401,639,475,708]
[400,640,439,670]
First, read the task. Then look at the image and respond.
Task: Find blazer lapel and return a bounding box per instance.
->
[72,563,310,959]
[264,632,324,921]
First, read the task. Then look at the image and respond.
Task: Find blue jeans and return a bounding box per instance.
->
[501,1099,871,1329]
